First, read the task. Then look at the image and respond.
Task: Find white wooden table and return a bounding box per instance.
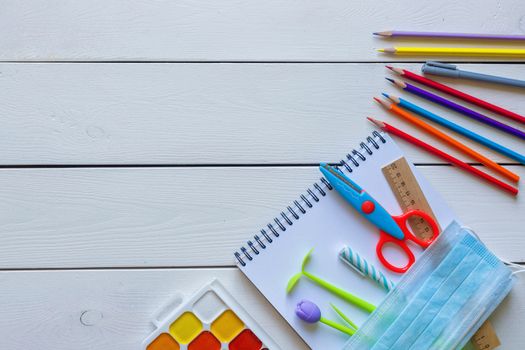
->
[0,1,524,348]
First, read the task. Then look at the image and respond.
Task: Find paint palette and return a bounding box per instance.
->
[143,279,279,350]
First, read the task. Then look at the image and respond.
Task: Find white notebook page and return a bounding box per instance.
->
[238,133,456,349]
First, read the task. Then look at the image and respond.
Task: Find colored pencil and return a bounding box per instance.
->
[374,31,525,41]
[387,66,525,125]
[377,47,525,57]
[367,118,518,196]
[386,78,525,140]
[385,94,525,165]
[375,96,519,183]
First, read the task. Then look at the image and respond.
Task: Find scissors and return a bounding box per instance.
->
[320,163,440,273]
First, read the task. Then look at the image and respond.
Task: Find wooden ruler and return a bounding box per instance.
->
[471,320,501,350]
[384,158,500,350]
[382,157,441,240]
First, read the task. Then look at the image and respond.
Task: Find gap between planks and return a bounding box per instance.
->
[1,61,525,64]
[0,163,522,169]
[0,263,522,273]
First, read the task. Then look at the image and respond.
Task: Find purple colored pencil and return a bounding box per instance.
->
[374,30,525,41]
[386,78,525,140]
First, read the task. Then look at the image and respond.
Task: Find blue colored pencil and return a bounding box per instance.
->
[383,93,525,165]
[386,78,525,140]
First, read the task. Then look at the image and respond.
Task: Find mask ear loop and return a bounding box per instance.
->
[500,260,525,276]
[461,225,525,276]
[461,226,479,239]
[511,268,525,276]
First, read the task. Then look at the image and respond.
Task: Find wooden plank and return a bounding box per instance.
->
[0,166,522,269]
[1,63,523,165]
[0,267,523,350]
[1,0,525,62]
[0,268,305,350]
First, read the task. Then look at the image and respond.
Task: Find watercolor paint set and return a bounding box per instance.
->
[143,279,278,350]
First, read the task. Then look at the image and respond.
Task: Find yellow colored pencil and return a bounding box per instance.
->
[378,47,525,57]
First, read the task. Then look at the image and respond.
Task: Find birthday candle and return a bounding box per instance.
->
[339,246,395,292]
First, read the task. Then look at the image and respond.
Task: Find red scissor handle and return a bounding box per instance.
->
[376,231,415,273]
[394,209,440,248]
[376,210,440,274]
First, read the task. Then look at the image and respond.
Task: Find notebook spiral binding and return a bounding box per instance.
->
[234,131,387,266]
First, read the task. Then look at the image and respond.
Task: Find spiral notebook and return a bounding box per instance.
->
[234,132,456,349]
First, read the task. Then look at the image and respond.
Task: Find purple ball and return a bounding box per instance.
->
[296,299,321,323]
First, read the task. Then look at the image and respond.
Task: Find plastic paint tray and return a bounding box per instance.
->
[143,279,279,350]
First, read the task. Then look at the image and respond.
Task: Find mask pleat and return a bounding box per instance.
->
[342,221,516,350]
[371,242,469,349]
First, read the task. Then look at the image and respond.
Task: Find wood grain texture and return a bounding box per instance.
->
[0,166,522,269]
[1,63,524,165]
[2,1,523,348]
[2,0,525,61]
[0,267,523,350]
[0,268,304,350]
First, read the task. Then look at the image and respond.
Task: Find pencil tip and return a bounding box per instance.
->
[389,94,400,103]
[367,117,385,128]
[377,48,385,53]
[382,92,390,98]
[373,97,381,103]
[389,66,404,75]
[388,94,401,103]
[385,77,395,83]
[385,65,393,70]
[373,31,390,37]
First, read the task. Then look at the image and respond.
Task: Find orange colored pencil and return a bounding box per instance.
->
[374,97,520,183]
[367,117,518,196]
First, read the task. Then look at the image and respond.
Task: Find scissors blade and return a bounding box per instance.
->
[320,163,362,206]
[320,163,405,240]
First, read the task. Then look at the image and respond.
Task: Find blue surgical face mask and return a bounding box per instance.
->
[343,221,515,350]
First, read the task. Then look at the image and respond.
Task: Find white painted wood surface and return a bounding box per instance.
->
[1,0,525,61]
[0,63,523,165]
[0,166,523,268]
[1,0,524,349]
[0,268,524,350]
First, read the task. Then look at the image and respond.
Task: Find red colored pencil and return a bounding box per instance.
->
[367,117,518,196]
[387,66,525,125]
